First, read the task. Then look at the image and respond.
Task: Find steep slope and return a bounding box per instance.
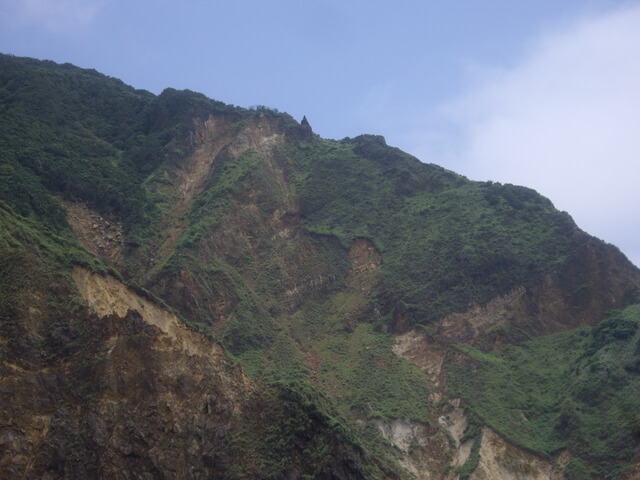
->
[446,304,640,479]
[0,203,400,479]
[2,53,640,479]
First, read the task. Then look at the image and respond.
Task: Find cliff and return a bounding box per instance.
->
[2,53,640,479]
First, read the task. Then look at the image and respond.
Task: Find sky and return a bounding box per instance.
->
[1,0,639,267]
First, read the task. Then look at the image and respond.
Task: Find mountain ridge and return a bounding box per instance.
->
[1,53,640,479]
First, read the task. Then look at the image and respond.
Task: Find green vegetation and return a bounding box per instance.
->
[455,436,481,480]
[453,409,483,479]
[0,201,108,348]
[0,54,151,240]
[3,54,640,479]
[180,149,271,246]
[303,317,432,423]
[0,53,249,246]
[287,135,580,323]
[447,304,640,479]
[236,379,406,479]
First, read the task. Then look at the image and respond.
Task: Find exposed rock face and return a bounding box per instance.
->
[375,418,454,479]
[142,113,334,329]
[391,239,640,479]
[31,312,252,479]
[395,238,640,354]
[4,55,640,480]
[349,237,382,276]
[8,113,640,479]
[73,267,224,357]
[432,239,640,346]
[0,268,385,479]
[374,403,567,480]
[287,115,313,140]
[439,400,474,473]
[470,428,563,480]
[393,329,449,385]
[1,275,254,478]
[62,200,125,267]
[156,115,237,259]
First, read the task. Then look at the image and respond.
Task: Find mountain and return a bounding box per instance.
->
[1,53,639,479]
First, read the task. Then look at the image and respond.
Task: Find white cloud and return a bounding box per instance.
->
[1,0,102,33]
[409,4,640,268]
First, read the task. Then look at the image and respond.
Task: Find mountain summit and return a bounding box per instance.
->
[1,53,640,479]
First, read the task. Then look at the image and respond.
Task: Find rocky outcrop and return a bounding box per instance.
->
[375,418,454,479]
[399,238,640,349]
[1,279,254,478]
[0,267,390,479]
[391,239,640,479]
[287,115,313,140]
[62,200,125,267]
[470,428,564,480]
[72,266,225,357]
[5,55,640,479]
[393,329,449,385]
[349,237,382,276]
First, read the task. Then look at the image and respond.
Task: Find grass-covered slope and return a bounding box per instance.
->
[290,134,580,323]
[0,53,248,244]
[0,54,150,237]
[447,304,640,479]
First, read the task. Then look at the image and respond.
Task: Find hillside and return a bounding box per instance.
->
[1,53,640,479]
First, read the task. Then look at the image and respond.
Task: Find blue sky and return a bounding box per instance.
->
[1,0,639,267]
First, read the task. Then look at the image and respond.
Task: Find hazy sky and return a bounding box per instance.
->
[1,0,638,267]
